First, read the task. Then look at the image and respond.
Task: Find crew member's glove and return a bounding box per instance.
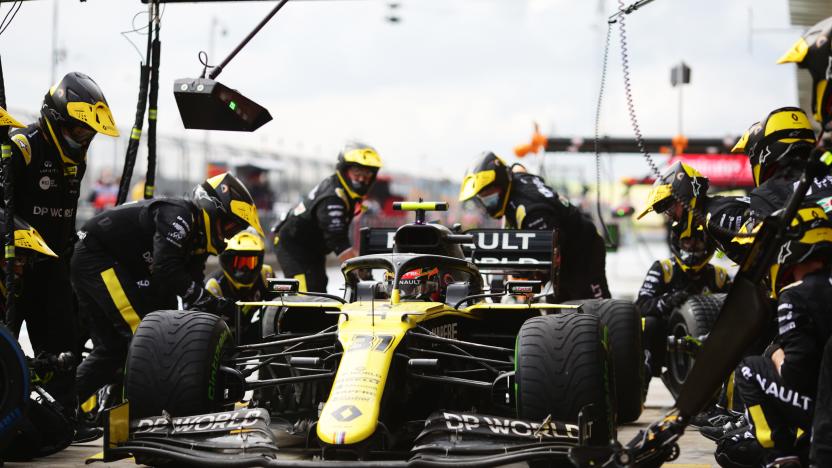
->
[658,291,690,314]
[216,297,238,321]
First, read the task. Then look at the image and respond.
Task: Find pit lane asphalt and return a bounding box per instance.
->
[9,380,718,467]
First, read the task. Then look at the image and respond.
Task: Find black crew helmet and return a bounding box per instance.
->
[335,142,382,200]
[40,72,119,164]
[731,107,816,186]
[458,152,513,218]
[637,162,709,239]
[769,203,832,297]
[778,17,832,127]
[670,222,715,274]
[192,172,264,255]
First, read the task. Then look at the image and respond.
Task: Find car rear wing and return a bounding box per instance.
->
[359,227,559,275]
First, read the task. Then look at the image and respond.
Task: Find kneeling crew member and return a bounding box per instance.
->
[459,152,609,301]
[72,173,263,404]
[206,229,273,342]
[717,205,832,468]
[274,142,381,293]
[636,223,731,378]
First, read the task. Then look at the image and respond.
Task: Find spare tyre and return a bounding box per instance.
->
[515,312,613,445]
[125,310,233,419]
[664,294,725,398]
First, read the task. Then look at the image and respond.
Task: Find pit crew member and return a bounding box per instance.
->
[274,142,381,293]
[72,173,263,406]
[459,152,609,301]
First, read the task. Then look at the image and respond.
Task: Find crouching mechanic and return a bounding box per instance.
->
[0,209,80,459]
[459,152,609,301]
[716,204,832,468]
[205,229,274,343]
[274,142,381,293]
[636,223,731,379]
[72,173,263,407]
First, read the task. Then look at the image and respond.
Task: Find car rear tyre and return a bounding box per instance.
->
[125,310,232,419]
[665,294,725,398]
[516,312,613,445]
[565,299,644,423]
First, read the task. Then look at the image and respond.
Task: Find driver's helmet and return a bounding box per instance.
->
[219,229,265,290]
[40,72,120,164]
[778,17,832,126]
[769,203,832,297]
[670,222,715,274]
[459,152,512,218]
[731,107,816,187]
[192,172,264,255]
[399,267,441,301]
[335,141,382,200]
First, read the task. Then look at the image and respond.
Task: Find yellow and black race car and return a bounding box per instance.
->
[97,202,643,467]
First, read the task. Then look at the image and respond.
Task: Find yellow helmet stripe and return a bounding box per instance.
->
[66,101,120,137]
[636,183,672,219]
[0,106,24,128]
[765,109,813,135]
[230,200,264,237]
[777,37,809,64]
[15,227,58,258]
[815,80,828,123]
[799,227,832,244]
[458,170,496,201]
[342,148,382,168]
[731,130,750,153]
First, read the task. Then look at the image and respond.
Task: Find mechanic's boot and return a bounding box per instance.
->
[701,413,747,441]
[765,456,802,468]
[72,423,103,444]
[690,404,735,429]
[715,425,764,468]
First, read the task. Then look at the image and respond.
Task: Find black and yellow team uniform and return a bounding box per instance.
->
[714,204,832,467]
[205,265,273,343]
[459,153,609,301]
[728,271,832,465]
[71,172,264,404]
[0,73,120,411]
[503,172,610,300]
[275,142,381,293]
[71,198,235,401]
[636,258,731,376]
[275,174,357,293]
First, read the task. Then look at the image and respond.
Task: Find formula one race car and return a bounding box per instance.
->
[98,202,643,467]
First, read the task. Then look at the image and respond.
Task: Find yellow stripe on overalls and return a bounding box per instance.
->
[101,268,141,333]
[293,273,308,293]
[748,404,775,448]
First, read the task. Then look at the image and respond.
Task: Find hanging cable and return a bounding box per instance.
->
[116,0,155,205]
[144,5,161,199]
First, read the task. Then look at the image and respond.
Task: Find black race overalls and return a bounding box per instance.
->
[0,123,84,410]
[72,199,226,402]
[274,175,357,293]
[503,172,610,301]
[635,259,731,377]
[732,270,832,463]
[205,265,273,344]
[698,195,750,264]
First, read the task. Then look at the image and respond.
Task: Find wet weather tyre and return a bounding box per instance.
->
[125,310,232,419]
[665,294,725,398]
[516,312,612,445]
[565,299,644,423]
